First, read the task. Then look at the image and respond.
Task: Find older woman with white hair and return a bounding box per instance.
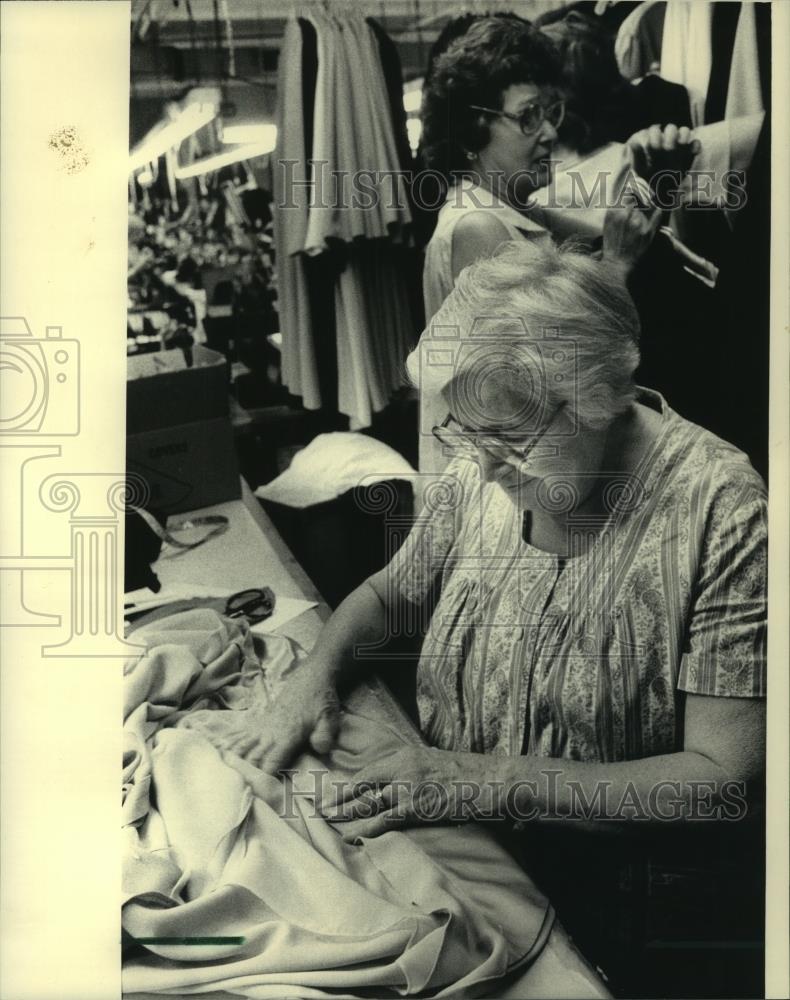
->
[223,236,766,836]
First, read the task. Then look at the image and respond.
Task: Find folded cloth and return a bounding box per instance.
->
[255,432,416,509]
[122,609,553,998]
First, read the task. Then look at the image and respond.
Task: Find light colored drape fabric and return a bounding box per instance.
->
[615,0,667,82]
[724,2,764,120]
[659,0,713,127]
[274,13,415,425]
[122,609,554,998]
[273,19,321,409]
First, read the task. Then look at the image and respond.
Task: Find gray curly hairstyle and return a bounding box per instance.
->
[408,239,641,430]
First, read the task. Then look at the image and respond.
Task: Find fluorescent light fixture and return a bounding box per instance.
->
[221,122,277,146]
[130,88,219,172]
[174,135,277,180]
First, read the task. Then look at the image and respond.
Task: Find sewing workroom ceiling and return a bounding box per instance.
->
[130,0,570,93]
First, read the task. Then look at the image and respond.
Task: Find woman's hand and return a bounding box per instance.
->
[322,745,511,841]
[602,125,702,273]
[627,123,701,190]
[602,191,663,275]
[215,659,341,774]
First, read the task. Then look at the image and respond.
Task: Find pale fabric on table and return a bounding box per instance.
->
[388,389,766,762]
[254,431,415,509]
[122,609,557,998]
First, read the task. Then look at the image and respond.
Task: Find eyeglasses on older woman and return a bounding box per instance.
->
[432,401,566,467]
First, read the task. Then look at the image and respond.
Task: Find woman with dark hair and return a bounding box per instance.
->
[540,10,691,156]
[417,15,695,478]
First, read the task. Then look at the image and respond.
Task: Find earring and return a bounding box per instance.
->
[466,150,476,162]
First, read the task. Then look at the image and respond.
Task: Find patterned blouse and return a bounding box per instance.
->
[388,390,767,763]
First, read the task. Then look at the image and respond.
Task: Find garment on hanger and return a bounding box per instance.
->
[724,1,765,120]
[223,184,250,227]
[275,12,417,426]
[273,18,321,409]
[301,11,341,255]
[367,18,415,175]
[614,0,666,81]
[351,18,412,241]
[704,2,741,124]
[630,73,691,131]
[659,0,713,127]
[302,14,412,255]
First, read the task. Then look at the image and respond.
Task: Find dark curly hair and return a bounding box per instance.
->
[540,12,636,154]
[421,16,562,181]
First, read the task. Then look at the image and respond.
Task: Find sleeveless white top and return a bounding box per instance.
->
[422,180,550,320]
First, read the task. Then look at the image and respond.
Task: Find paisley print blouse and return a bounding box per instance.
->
[388,390,767,762]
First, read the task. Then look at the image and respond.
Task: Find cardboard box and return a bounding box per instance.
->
[127,416,241,515]
[127,345,229,434]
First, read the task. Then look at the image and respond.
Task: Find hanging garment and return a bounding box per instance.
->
[337,242,416,428]
[222,184,250,227]
[336,16,379,244]
[304,13,416,426]
[335,258,379,429]
[302,12,341,256]
[302,14,412,254]
[275,12,418,425]
[367,18,415,174]
[615,0,667,81]
[659,0,713,126]
[273,18,321,409]
[704,1,742,124]
[630,73,691,131]
[122,609,556,998]
[351,18,412,241]
[724,1,765,120]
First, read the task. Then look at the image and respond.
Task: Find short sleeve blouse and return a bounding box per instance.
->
[386,390,767,763]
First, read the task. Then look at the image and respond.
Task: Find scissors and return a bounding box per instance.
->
[225,587,276,624]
